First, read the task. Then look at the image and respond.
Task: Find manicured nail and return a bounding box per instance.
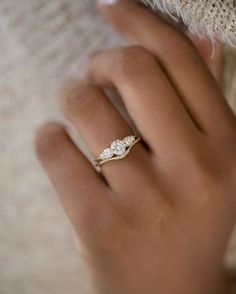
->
[98,0,119,5]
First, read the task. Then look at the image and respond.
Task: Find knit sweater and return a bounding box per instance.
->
[141,0,236,46]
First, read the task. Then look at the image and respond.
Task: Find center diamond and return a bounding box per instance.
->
[111,140,126,156]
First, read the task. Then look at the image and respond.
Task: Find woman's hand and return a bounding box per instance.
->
[35,1,236,293]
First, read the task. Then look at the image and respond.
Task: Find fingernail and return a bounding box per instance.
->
[97,0,119,5]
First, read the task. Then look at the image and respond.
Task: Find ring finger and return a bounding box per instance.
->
[61,81,151,194]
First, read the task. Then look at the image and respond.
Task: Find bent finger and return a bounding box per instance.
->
[98,0,236,138]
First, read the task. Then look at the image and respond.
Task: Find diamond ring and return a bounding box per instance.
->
[95,135,141,166]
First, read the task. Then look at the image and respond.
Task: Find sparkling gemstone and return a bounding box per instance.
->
[99,148,114,160]
[123,136,135,147]
[111,140,126,156]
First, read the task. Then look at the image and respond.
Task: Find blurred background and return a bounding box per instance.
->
[0,0,236,293]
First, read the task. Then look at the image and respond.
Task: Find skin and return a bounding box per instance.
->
[35,1,236,293]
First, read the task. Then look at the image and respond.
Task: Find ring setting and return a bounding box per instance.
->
[95,135,141,166]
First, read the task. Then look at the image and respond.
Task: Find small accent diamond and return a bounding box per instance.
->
[111,140,126,155]
[99,148,114,160]
[123,136,135,147]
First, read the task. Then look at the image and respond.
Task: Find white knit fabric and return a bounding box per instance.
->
[141,0,236,46]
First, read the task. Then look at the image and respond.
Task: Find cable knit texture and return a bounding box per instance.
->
[141,0,236,46]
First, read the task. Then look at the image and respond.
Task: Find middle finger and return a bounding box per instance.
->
[97,0,236,138]
[88,46,200,157]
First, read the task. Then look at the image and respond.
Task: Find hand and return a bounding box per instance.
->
[35,1,236,293]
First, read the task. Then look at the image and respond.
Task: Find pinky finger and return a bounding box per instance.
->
[35,123,110,244]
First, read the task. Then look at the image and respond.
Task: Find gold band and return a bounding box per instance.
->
[95,135,141,166]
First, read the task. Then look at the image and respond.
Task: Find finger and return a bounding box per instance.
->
[186,33,224,85]
[61,81,151,195]
[35,123,110,244]
[87,47,200,157]
[97,0,236,138]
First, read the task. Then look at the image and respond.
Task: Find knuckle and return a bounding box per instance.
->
[165,35,200,66]
[112,46,154,78]
[74,194,116,239]
[96,206,141,255]
[185,145,231,193]
[63,83,100,116]
[178,43,199,64]
[100,223,130,255]
[35,122,67,161]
